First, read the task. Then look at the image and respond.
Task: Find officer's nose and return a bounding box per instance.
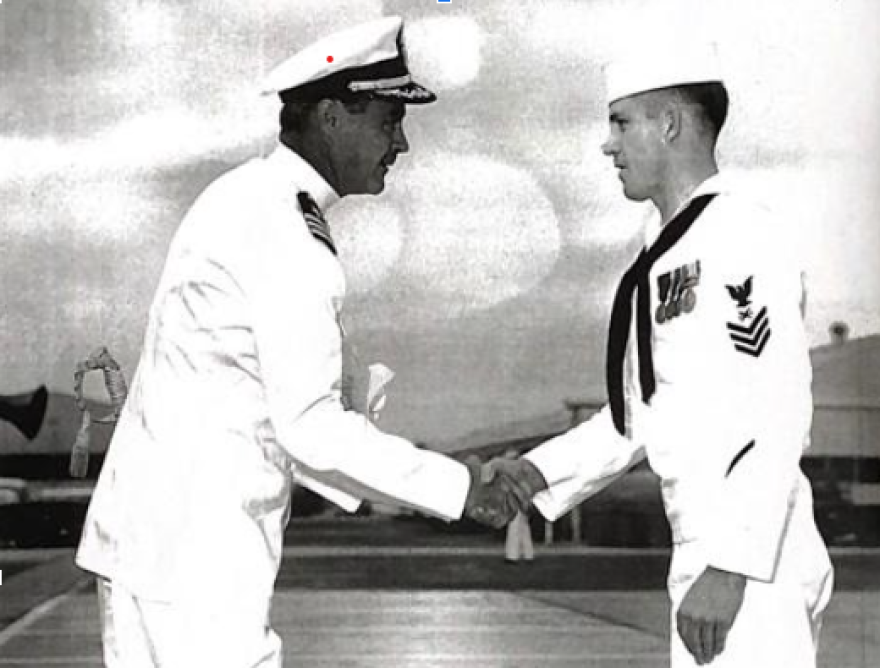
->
[393,126,409,155]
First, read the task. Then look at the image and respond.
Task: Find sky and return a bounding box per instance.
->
[1,0,879,449]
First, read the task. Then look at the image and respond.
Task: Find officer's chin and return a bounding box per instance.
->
[365,170,387,195]
[347,178,386,197]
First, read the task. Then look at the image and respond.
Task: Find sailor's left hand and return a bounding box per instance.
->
[676,566,747,665]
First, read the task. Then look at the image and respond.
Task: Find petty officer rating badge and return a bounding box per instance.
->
[655,260,701,325]
[725,276,772,357]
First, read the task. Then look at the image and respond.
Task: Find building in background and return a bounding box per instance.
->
[452,335,880,547]
[2,336,879,547]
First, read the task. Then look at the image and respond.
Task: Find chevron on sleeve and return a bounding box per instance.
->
[726,306,772,357]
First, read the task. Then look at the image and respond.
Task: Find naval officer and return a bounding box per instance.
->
[76,16,520,668]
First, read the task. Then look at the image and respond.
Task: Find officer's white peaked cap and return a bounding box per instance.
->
[261,16,435,104]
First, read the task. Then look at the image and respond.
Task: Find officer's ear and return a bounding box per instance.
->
[315,99,341,131]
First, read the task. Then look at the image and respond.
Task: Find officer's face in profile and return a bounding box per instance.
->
[601,94,666,202]
[329,98,409,196]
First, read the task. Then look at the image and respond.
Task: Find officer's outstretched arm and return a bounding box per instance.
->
[245,248,470,523]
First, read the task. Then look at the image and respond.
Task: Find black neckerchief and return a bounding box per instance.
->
[606,193,717,435]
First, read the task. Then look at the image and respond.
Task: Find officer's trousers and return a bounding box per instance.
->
[97,577,282,668]
[668,523,833,668]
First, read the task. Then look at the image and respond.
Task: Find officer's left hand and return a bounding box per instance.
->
[676,566,747,665]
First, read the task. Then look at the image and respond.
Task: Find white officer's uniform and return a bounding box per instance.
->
[525,174,833,667]
[77,17,468,668]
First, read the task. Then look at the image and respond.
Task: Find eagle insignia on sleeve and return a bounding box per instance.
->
[725,276,771,357]
[726,276,752,308]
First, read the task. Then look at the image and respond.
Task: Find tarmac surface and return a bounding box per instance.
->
[1,517,878,666]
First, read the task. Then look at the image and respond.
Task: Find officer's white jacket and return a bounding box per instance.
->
[76,146,470,602]
[525,174,815,583]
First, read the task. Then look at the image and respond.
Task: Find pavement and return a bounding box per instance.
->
[2,521,878,635]
[0,545,877,667]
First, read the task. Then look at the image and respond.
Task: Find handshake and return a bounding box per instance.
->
[463,457,549,529]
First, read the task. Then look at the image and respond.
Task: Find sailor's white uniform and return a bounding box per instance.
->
[525,175,833,667]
